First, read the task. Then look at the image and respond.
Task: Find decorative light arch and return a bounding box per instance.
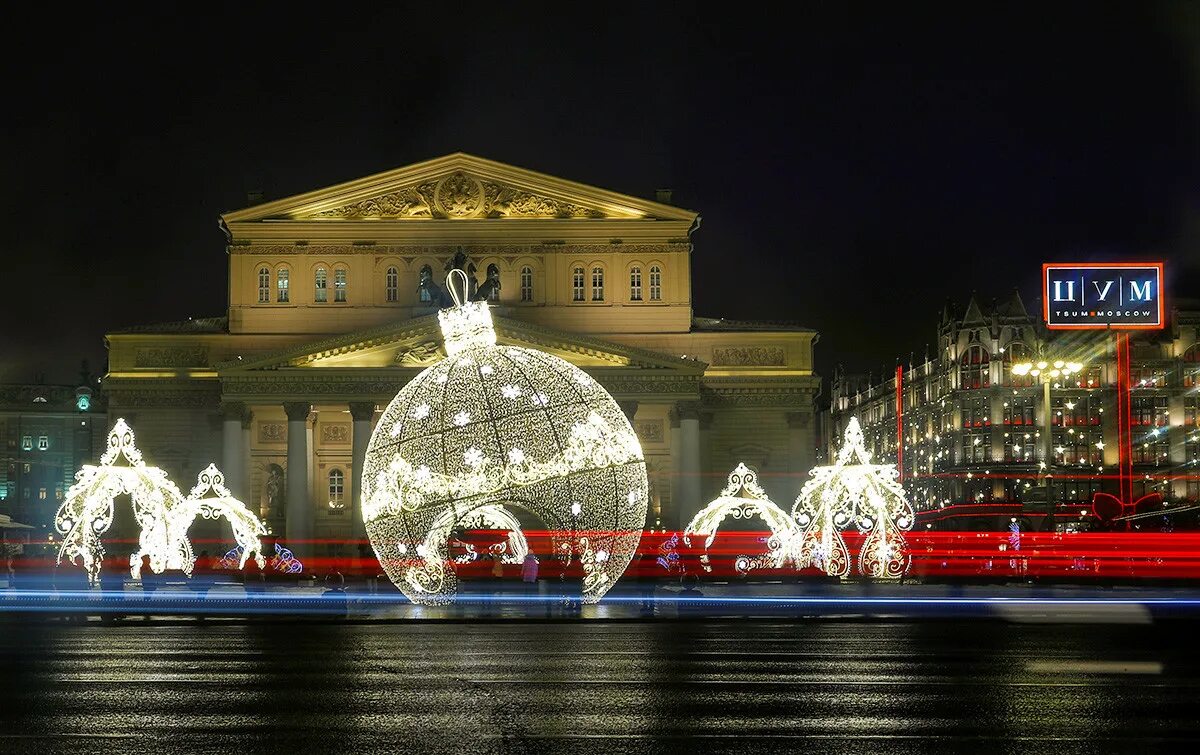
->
[56,420,269,584]
[684,463,796,575]
[791,417,914,578]
[54,419,189,584]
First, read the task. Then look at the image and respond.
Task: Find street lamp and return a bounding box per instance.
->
[1010,358,1086,528]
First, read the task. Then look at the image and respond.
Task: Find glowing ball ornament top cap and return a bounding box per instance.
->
[362,269,648,604]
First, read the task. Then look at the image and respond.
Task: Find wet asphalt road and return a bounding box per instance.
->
[2,619,1199,754]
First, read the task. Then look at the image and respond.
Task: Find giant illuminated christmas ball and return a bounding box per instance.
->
[362,271,648,605]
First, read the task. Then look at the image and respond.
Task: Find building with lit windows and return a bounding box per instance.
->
[827,291,1200,527]
[0,382,105,534]
[103,154,821,556]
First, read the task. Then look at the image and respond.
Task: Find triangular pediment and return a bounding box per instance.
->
[222,153,696,224]
[217,312,707,374]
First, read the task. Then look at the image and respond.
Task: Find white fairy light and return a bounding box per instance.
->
[362,270,647,605]
[55,420,268,584]
[791,418,914,578]
[684,463,797,575]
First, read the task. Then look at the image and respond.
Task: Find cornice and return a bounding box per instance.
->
[223,218,694,245]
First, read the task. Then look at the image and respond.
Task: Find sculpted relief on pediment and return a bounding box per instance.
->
[311,171,609,220]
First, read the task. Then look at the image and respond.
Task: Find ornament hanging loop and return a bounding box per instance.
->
[445,269,469,308]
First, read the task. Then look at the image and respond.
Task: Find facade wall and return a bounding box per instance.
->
[0,385,106,534]
[829,300,1200,513]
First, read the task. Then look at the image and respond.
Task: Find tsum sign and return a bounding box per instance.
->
[1043,262,1165,330]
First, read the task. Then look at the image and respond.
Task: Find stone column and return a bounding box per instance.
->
[678,401,702,525]
[349,402,376,543]
[221,402,246,501]
[283,402,312,553]
[787,411,812,493]
[241,407,254,505]
[618,401,639,425]
[699,411,714,501]
[668,408,682,530]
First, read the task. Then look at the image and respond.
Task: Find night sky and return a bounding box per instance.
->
[5,4,1198,393]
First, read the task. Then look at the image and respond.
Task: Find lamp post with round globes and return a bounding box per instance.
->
[1010,359,1085,529]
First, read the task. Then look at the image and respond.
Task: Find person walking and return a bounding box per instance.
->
[520,551,539,613]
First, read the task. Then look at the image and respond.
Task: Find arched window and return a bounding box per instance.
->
[385,266,399,302]
[257,267,271,303]
[649,265,662,301]
[520,266,533,302]
[334,267,347,302]
[1003,342,1032,387]
[959,345,990,389]
[327,469,345,509]
[630,266,642,301]
[276,268,290,303]
[314,267,328,303]
[418,264,434,303]
[572,266,585,301]
[1184,344,1200,388]
[591,266,604,301]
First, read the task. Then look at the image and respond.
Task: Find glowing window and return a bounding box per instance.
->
[37,436,48,451]
[572,267,585,302]
[314,267,328,303]
[277,268,290,303]
[334,268,347,302]
[20,436,32,451]
[591,267,604,301]
[959,345,990,389]
[328,468,345,508]
[386,267,399,302]
[258,267,271,303]
[630,266,642,301]
[520,266,533,302]
[649,265,662,301]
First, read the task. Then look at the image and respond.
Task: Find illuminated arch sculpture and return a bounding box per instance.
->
[55,421,270,585]
[684,463,797,575]
[791,417,914,578]
[161,463,267,575]
[362,270,648,605]
[54,419,190,584]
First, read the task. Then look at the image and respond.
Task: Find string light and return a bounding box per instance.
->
[684,463,795,575]
[55,420,267,584]
[792,418,914,578]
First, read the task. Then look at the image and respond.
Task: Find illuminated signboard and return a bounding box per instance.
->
[1042,262,1164,330]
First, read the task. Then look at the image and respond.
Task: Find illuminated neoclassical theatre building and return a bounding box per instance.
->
[105,154,820,554]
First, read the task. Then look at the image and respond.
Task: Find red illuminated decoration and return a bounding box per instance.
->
[1092,492,1163,523]
[895,365,903,484]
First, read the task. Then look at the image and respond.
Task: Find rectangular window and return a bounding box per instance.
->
[572,268,585,302]
[520,267,533,302]
[55,487,63,501]
[38,488,46,501]
[629,267,642,301]
[20,436,32,451]
[1003,397,1035,426]
[37,436,48,451]
[277,269,290,302]
[591,267,604,301]
[315,268,327,302]
[1130,396,1168,428]
[22,463,31,473]
[334,268,347,302]
[962,396,990,428]
[962,430,991,464]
